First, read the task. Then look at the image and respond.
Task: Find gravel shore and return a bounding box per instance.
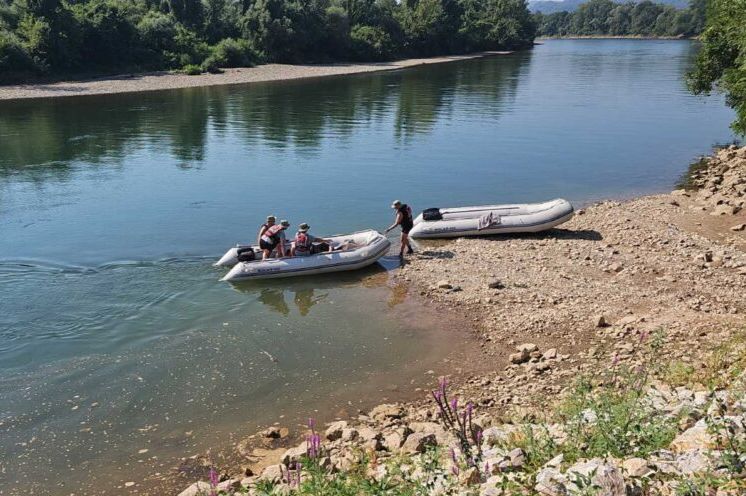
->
[0,52,510,101]
[171,148,745,496]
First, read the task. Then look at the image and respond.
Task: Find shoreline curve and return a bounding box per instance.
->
[0,51,512,102]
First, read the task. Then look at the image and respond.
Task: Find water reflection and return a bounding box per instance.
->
[229,263,394,316]
[0,53,529,177]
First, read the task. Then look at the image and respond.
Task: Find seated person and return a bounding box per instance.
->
[291,223,332,256]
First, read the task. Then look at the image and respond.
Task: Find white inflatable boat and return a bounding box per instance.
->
[409,199,574,239]
[217,230,391,282]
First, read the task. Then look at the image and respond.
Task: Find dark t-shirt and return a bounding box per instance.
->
[398,204,414,232]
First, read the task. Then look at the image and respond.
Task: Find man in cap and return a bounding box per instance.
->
[385,200,414,258]
[260,219,290,259]
[257,215,276,246]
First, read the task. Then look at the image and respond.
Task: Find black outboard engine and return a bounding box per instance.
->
[237,247,256,262]
[422,208,443,221]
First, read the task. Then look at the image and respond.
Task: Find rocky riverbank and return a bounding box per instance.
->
[177,146,745,495]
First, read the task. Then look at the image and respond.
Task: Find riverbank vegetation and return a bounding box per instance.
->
[534,0,705,38]
[688,0,746,136]
[0,0,536,83]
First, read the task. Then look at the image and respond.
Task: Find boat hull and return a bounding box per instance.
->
[409,199,574,239]
[219,230,391,281]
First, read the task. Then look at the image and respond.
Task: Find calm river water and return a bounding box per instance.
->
[0,40,737,494]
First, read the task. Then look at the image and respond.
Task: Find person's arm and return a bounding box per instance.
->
[385,212,403,233]
[257,226,267,245]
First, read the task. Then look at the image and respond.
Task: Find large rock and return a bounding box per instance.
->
[401,432,436,454]
[675,449,713,474]
[566,459,625,496]
[711,204,741,216]
[325,420,348,441]
[259,464,285,483]
[178,482,212,496]
[358,426,383,451]
[622,458,652,478]
[670,420,714,452]
[535,467,569,496]
[370,404,403,421]
[509,350,529,364]
[280,444,307,467]
[382,426,412,452]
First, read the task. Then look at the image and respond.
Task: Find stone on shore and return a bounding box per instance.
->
[401,432,436,454]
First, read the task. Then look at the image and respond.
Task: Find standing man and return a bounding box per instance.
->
[385,200,414,258]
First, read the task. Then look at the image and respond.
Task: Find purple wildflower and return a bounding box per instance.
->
[451,464,460,476]
[208,467,219,496]
[450,397,458,413]
[308,417,316,431]
[475,430,483,445]
[450,447,458,464]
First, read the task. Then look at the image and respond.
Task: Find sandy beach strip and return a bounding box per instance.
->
[0,51,511,101]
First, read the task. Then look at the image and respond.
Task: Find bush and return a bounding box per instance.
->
[208,38,257,68]
[559,365,679,461]
[181,63,202,75]
[350,25,394,62]
[0,30,39,79]
[71,0,140,69]
[137,11,178,54]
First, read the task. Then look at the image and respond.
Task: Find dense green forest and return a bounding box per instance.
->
[0,0,536,82]
[534,0,705,37]
[688,0,746,135]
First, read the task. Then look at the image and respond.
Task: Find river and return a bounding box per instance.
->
[0,39,736,494]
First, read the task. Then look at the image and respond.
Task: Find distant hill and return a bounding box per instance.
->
[529,0,690,14]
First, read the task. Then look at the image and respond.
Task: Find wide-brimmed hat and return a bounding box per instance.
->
[391,200,402,209]
[280,220,290,228]
[266,215,276,223]
[298,222,310,232]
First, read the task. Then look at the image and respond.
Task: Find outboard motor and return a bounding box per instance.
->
[237,247,257,262]
[422,208,443,221]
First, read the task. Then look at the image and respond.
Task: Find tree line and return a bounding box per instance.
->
[0,0,536,82]
[688,0,746,136]
[533,0,706,38]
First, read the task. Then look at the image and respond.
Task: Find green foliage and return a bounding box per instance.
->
[199,37,256,72]
[350,24,393,61]
[688,0,746,135]
[0,29,38,78]
[534,0,705,38]
[0,0,536,80]
[559,365,679,460]
[181,63,201,75]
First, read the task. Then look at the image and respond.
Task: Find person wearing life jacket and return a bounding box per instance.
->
[385,200,414,258]
[291,223,331,257]
[260,219,290,259]
[257,215,276,245]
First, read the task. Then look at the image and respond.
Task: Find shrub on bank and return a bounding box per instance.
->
[0,29,38,81]
[181,64,202,75]
[350,25,395,62]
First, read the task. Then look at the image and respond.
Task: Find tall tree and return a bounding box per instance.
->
[688,0,746,135]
